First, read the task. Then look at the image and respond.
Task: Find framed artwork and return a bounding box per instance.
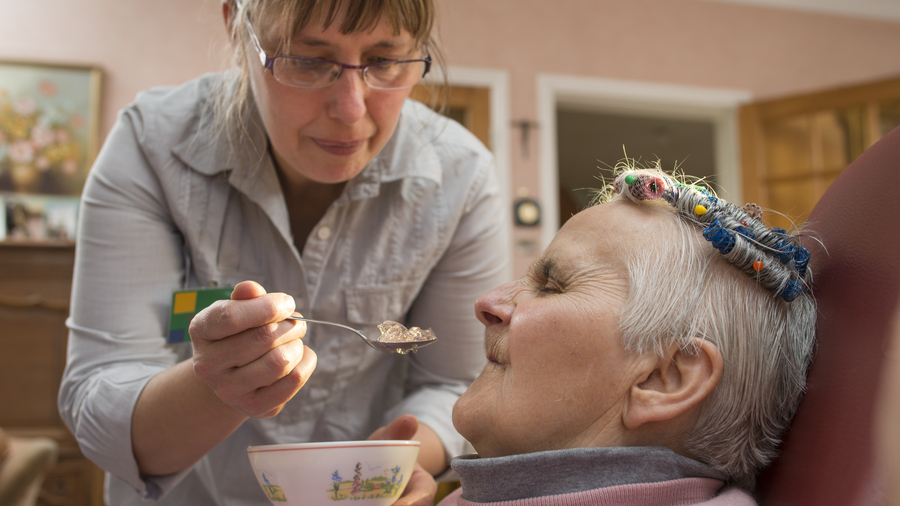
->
[1,193,80,241]
[0,59,101,241]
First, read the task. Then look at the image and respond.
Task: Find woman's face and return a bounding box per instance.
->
[453,201,659,458]
[244,9,418,184]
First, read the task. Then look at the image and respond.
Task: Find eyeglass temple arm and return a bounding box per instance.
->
[233,0,273,70]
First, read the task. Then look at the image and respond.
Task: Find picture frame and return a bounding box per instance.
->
[0,59,102,241]
[1,193,81,242]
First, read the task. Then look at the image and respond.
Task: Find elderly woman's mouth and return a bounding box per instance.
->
[485,333,508,365]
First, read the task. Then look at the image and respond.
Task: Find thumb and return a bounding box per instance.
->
[369,414,419,441]
[231,280,266,301]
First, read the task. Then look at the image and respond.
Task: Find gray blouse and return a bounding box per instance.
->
[58,72,510,505]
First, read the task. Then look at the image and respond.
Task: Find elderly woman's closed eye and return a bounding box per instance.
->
[444,161,816,506]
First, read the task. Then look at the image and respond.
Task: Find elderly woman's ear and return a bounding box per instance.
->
[623,338,723,434]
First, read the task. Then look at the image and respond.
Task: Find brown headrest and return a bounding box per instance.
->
[757,125,900,505]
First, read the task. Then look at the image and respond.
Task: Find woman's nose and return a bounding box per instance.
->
[327,69,368,124]
[474,281,517,328]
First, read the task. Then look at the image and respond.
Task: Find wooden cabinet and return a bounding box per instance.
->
[0,243,104,506]
[739,76,900,231]
[410,84,491,150]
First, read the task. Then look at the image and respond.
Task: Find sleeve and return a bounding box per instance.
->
[384,142,512,462]
[57,104,192,498]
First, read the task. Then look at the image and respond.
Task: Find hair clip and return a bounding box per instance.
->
[613,170,810,302]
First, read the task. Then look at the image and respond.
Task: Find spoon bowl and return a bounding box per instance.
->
[285,316,437,354]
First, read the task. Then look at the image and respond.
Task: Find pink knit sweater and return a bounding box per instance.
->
[437,477,757,506]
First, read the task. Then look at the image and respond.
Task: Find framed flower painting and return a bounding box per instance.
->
[0,60,101,196]
[0,60,101,241]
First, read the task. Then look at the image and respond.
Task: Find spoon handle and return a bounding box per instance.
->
[284,315,437,354]
[284,316,382,351]
[285,316,363,336]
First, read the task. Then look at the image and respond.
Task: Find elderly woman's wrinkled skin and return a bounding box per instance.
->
[453,201,722,459]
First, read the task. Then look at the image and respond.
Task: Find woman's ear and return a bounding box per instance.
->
[623,338,723,430]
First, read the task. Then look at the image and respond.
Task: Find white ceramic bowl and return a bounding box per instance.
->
[247,440,420,506]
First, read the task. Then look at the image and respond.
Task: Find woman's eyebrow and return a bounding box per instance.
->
[543,259,554,278]
[292,36,329,47]
[292,35,408,50]
[535,257,558,279]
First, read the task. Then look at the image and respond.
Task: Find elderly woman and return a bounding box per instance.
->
[442,166,817,505]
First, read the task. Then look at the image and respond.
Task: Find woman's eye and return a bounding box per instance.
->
[537,278,563,294]
[526,259,565,295]
[286,58,328,71]
[367,56,396,64]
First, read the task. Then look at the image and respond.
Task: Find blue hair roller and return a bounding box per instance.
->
[703,220,736,255]
[778,279,803,302]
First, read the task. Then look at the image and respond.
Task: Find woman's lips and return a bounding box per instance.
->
[313,138,365,156]
[485,331,508,366]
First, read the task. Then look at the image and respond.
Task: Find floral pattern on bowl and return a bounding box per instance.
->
[329,463,405,501]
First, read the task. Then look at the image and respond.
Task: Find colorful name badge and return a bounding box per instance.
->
[167,286,234,343]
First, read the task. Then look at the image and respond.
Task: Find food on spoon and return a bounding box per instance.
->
[376,321,436,343]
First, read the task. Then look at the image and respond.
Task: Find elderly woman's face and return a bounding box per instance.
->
[453,201,659,458]
[245,8,417,184]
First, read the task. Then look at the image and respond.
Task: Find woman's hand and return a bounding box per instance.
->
[189,280,318,418]
[368,415,439,506]
[396,464,439,506]
[132,280,316,475]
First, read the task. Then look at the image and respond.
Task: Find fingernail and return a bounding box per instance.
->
[280,294,296,315]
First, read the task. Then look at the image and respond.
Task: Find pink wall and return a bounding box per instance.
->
[3,0,899,276]
[4,0,898,145]
[1,0,231,144]
[435,0,900,275]
[442,0,900,104]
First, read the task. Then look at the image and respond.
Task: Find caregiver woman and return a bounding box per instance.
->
[58,1,509,505]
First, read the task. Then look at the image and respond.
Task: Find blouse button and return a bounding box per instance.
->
[317,226,332,241]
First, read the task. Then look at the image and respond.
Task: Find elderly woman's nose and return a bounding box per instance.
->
[475,281,517,327]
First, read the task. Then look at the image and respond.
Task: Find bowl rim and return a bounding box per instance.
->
[247,439,421,454]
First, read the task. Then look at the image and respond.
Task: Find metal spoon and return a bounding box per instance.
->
[285,316,438,354]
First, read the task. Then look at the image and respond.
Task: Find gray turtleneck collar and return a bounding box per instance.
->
[451,446,726,503]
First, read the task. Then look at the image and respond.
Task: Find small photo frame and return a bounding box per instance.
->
[0,59,102,197]
[2,192,80,242]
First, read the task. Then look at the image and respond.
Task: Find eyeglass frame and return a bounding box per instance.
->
[236,0,432,90]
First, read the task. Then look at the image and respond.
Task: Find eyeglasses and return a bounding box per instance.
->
[237,2,431,90]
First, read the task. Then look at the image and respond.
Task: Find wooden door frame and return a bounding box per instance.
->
[422,66,513,281]
[537,74,752,249]
[739,75,900,207]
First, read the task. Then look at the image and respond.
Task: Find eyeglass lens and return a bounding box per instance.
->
[272,58,427,90]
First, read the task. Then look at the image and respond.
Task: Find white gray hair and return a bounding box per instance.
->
[595,163,817,488]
